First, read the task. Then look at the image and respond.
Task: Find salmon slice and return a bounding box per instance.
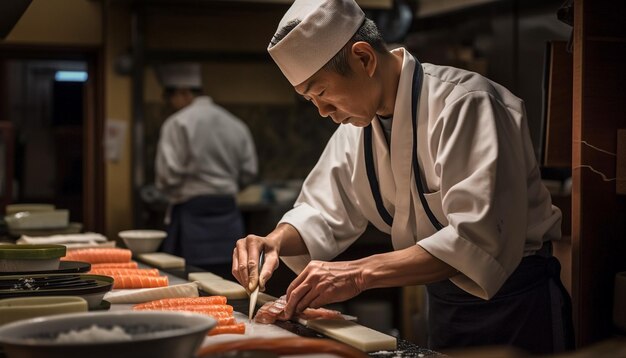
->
[89,268,160,277]
[135,307,233,319]
[254,295,344,324]
[133,305,234,314]
[133,296,227,310]
[91,262,139,269]
[63,248,132,264]
[112,275,168,289]
[134,307,235,325]
[207,322,246,336]
[211,316,236,326]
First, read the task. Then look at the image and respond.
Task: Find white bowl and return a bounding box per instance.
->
[0,311,216,358]
[118,230,167,254]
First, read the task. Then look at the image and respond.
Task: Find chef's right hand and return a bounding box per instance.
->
[232,234,280,293]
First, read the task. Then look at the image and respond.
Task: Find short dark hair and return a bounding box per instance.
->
[269,17,387,76]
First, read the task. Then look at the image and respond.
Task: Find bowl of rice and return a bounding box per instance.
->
[0,310,216,358]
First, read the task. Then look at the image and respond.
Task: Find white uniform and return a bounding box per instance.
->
[279,48,561,299]
[156,95,257,268]
[155,96,257,206]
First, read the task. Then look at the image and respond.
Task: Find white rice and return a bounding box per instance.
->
[54,325,132,343]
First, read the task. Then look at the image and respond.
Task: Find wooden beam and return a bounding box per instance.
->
[572,0,626,347]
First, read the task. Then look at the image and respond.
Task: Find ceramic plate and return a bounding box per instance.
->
[0,274,114,310]
[0,261,91,276]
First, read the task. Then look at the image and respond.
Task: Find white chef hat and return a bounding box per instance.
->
[268,0,365,86]
[156,62,203,89]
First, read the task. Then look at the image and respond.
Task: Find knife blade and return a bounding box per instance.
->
[248,251,264,320]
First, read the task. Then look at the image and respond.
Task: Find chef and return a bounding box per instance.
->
[232,0,573,354]
[155,62,257,278]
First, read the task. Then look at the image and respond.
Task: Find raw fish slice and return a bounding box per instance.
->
[254,295,344,324]
[112,275,168,289]
[134,304,234,314]
[133,296,227,309]
[89,268,160,276]
[298,306,345,321]
[91,262,139,269]
[62,248,132,264]
[136,307,232,319]
[135,308,235,325]
[207,323,246,336]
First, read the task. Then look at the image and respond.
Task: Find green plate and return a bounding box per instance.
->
[0,244,66,260]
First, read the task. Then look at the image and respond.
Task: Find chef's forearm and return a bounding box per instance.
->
[360,244,458,290]
[267,223,308,256]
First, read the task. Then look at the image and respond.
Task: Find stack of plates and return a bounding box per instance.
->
[0,274,113,311]
[0,261,91,276]
[4,204,81,237]
[9,223,84,238]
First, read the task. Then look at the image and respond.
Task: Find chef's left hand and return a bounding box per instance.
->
[283,260,365,319]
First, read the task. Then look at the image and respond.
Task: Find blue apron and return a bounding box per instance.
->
[363,61,574,354]
[161,195,243,268]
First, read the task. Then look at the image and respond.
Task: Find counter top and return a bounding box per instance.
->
[134,261,443,357]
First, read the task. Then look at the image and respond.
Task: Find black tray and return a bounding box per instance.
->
[0,274,113,300]
[0,260,91,276]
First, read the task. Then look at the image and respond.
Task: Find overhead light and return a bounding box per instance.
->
[54,71,88,82]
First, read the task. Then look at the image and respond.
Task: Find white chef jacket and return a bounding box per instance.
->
[279,48,561,300]
[155,96,258,206]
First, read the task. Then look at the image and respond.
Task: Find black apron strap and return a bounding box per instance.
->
[363,60,443,231]
[409,65,444,231]
[364,124,393,227]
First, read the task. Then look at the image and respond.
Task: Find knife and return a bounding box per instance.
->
[248,251,264,320]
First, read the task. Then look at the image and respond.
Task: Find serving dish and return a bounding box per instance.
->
[0,261,90,276]
[4,210,69,230]
[8,222,83,238]
[0,274,113,310]
[5,204,55,216]
[0,296,88,326]
[118,230,167,254]
[0,311,216,358]
[0,245,66,272]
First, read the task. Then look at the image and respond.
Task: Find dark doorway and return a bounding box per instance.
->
[0,48,105,234]
[5,60,86,224]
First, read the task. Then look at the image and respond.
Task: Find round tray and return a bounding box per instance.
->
[0,261,91,276]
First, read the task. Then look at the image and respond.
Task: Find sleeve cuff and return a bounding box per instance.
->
[417,226,509,299]
[277,203,338,274]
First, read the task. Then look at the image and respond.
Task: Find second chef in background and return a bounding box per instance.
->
[155,62,257,278]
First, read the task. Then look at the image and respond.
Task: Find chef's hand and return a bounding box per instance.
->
[232,234,280,293]
[283,260,365,319]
